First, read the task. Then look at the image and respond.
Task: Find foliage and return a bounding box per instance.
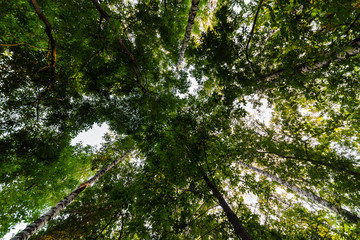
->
[1,0,360,239]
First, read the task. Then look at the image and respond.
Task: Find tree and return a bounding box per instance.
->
[2,0,360,239]
[11,148,132,240]
[176,0,201,72]
[236,160,359,223]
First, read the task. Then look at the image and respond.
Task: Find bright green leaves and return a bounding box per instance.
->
[2,0,360,239]
[0,143,94,237]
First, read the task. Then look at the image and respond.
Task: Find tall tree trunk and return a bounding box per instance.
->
[271,194,348,238]
[176,0,201,72]
[262,38,360,82]
[203,173,253,240]
[237,160,360,223]
[258,150,360,180]
[11,149,133,240]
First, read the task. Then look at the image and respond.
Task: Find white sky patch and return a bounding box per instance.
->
[176,67,200,98]
[189,75,199,95]
[71,123,110,148]
[233,0,252,14]
[3,222,27,240]
[244,96,273,127]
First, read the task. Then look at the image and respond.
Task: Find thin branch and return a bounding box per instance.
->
[160,202,219,239]
[345,12,360,36]
[25,183,37,191]
[2,33,42,49]
[0,43,29,47]
[93,211,121,240]
[30,0,57,123]
[79,47,106,72]
[30,0,56,84]
[130,63,148,93]
[201,142,214,183]
[304,142,310,160]
[117,214,125,240]
[90,0,149,94]
[245,0,263,74]
[197,223,222,239]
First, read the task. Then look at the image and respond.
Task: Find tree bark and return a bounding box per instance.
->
[203,173,253,240]
[262,38,360,82]
[11,149,133,240]
[176,0,201,72]
[237,160,360,223]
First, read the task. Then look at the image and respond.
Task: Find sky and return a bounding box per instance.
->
[3,223,27,240]
[71,123,110,147]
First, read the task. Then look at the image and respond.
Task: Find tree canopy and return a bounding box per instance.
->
[1,0,360,239]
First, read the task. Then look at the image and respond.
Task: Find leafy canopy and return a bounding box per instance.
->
[1,0,360,239]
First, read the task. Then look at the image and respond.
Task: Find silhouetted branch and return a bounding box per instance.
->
[245,0,263,74]
[93,211,121,240]
[25,183,37,191]
[30,0,57,123]
[90,0,149,94]
[345,12,360,35]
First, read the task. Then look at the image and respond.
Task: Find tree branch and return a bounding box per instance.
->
[90,0,149,93]
[25,183,37,192]
[90,0,110,21]
[345,12,360,36]
[117,213,125,240]
[245,0,263,74]
[30,0,57,122]
[93,211,121,240]
[198,223,222,239]
[30,1,56,77]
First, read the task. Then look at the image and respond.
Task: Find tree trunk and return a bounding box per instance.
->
[270,193,348,238]
[176,0,201,72]
[11,149,133,240]
[237,160,360,223]
[262,38,360,82]
[203,173,253,240]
